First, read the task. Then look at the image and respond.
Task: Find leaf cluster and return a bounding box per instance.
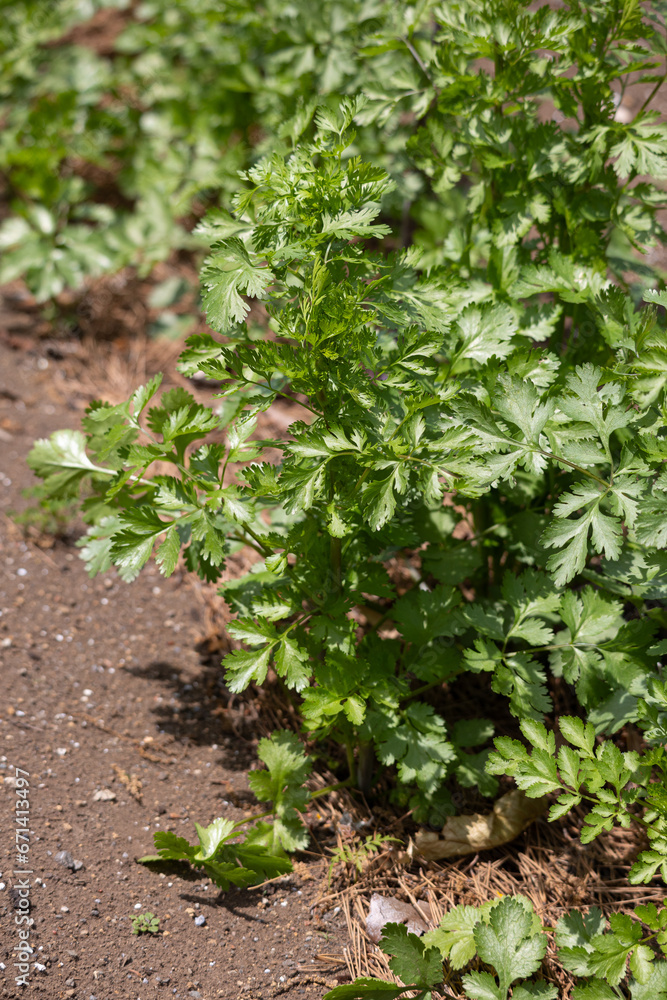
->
[137,730,310,889]
[130,911,160,935]
[326,894,667,1000]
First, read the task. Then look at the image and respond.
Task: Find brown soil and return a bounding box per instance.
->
[0,338,347,1000]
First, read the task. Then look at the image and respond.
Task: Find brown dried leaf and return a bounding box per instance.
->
[366,893,431,943]
[412,790,547,861]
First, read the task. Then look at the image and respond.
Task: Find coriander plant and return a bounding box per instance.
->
[27,0,667,849]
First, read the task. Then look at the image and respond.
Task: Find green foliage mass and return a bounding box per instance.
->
[0,0,430,302]
[326,894,667,999]
[21,0,667,910]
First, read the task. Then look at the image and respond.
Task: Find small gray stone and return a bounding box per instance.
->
[73,859,84,872]
[194,914,206,927]
[65,979,75,987]
[55,850,75,870]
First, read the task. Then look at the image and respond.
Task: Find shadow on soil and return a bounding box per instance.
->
[123,656,292,774]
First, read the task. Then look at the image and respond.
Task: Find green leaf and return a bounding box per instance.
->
[323,980,409,1000]
[275,636,311,691]
[630,961,667,999]
[630,944,656,984]
[201,237,274,331]
[147,831,198,862]
[27,429,107,495]
[423,904,483,969]
[629,850,667,885]
[246,731,312,853]
[559,717,596,758]
[155,525,181,576]
[512,985,558,1000]
[222,645,273,692]
[379,923,443,989]
[461,970,503,1000]
[473,896,547,997]
[571,983,618,1000]
[194,817,235,860]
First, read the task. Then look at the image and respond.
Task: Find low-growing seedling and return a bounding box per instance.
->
[11,485,79,540]
[327,832,400,887]
[139,814,292,891]
[130,911,160,936]
[138,731,313,890]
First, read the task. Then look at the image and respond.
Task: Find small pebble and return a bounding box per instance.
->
[194,914,206,927]
[92,789,116,802]
[54,851,75,870]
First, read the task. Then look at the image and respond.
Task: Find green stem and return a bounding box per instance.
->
[637,70,667,116]
[535,449,610,489]
[402,678,448,703]
[331,536,342,593]
[357,742,375,796]
[345,741,355,784]
[240,521,274,556]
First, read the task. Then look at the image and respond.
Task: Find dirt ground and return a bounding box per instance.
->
[0,338,348,1000]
